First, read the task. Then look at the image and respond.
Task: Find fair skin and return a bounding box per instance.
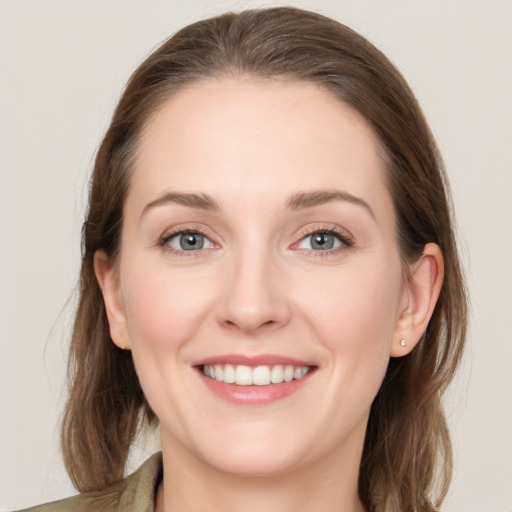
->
[95,78,443,512]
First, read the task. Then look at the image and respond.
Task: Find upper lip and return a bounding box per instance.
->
[193,354,317,367]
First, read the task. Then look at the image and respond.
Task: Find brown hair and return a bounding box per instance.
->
[62,7,467,511]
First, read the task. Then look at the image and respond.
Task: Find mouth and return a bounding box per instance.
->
[201,363,313,386]
[194,356,318,405]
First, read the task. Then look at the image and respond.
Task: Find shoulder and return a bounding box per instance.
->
[13,452,163,512]
[13,492,116,512]
[13,493,89,512]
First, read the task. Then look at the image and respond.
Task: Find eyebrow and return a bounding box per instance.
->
[141,188,375,219]
[285,190,375,219]
[142,192,221,216]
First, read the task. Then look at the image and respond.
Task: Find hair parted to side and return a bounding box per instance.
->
[62,7,467,511]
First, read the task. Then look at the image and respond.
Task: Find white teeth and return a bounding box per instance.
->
[284,365,294,382]
[235,365,253,385]
[270,365,284,384]
[253,366,271,386]
[294,366,308,379]
[214,364,223,381]
[223,364,235,383]
[202,363,311,386]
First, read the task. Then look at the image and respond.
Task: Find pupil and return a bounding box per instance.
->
[312,233,334,250]
[180,233,204,250]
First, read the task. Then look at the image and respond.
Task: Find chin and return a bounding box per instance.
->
[164,419,313,478]
[200,442,305,477]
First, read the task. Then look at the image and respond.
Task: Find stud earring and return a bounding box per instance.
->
[400,339,407,347]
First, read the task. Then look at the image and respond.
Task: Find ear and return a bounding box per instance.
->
[94,250,131,350]
[391,243,444,357]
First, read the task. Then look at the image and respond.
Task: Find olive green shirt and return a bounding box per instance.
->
[16,452,162,512]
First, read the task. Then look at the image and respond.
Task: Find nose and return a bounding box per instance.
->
[216,246,291,335]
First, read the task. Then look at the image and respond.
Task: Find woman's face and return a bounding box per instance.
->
[100,78,411,476]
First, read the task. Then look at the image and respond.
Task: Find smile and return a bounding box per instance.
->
[202,364,312,386]
[194,355,318,404]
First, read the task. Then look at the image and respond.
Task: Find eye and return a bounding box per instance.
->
[296,229,352,251]
[165,231,214,251]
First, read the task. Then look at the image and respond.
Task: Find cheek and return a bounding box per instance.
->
[317,272,400,440]
[120,263,218,352]
[117,263,221,434]
[297,261,402,389]
[304,265,400,339]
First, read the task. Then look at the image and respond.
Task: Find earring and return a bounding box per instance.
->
[400,339,407,347]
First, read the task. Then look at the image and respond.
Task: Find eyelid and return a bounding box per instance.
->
[157,224,219,256]
[156,223,353,257]
[167,232,214,250]
[291,225,354,252]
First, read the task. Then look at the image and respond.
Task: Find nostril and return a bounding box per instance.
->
[220,317,280,332]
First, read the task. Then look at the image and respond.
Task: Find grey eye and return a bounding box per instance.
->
[167,232,213,251]
[298,232,342,251]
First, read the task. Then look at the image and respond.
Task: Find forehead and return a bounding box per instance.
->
[128,78,392,219]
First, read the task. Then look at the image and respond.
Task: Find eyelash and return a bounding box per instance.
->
[158,226,354,257]
[158,228,214,257]
[294,226,354,257]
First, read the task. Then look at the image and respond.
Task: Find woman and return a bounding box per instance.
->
[19,7,466,512]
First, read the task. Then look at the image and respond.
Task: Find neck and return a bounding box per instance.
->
[156,434,366,512]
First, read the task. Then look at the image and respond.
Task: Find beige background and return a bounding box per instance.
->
[1,1,511,510]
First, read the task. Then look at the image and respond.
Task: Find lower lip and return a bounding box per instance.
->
[198,369,315,405]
